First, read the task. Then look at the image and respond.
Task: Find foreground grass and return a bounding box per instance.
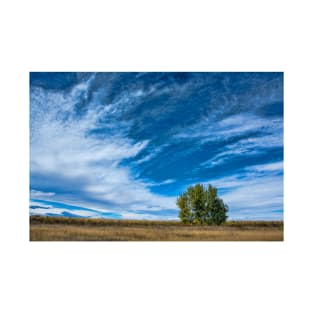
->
[30,216,283,241]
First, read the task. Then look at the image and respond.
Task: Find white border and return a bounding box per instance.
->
[1,1,312,312]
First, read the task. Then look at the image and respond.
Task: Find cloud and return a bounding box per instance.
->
[30,190,55,198]
[200,133,282,168]
[135,144,170,165]
[30,207,97,218]
[176,113,282,142]
[198,161,283,219]
[29,199,122,218]
[248,161,283,172]
[196,114,283,169]
[119,211,178,221]
[30,76,177,217]
[143,179,176,187]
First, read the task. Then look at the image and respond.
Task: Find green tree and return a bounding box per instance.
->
[207,185,228,225]
[176,184,228,225]
[177,192,193,224]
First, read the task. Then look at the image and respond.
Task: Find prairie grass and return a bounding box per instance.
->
[30,216,283,241]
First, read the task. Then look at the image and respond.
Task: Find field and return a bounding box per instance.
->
[30,216,283,241]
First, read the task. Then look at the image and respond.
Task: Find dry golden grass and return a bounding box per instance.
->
[30,216,283,241]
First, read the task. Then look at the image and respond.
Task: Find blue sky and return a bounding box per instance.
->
[30,72,283,220]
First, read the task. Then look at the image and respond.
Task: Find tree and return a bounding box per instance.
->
[176,184,228,225]
[177,192,193,224]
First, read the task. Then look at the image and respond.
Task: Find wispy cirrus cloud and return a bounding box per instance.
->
[30,75,178,219]
[193,114,283,169]
[175,113,282,144]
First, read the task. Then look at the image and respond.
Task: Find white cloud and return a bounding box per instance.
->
[175,113,282,144]
[30,190,55,198]
[29,207,100,218]
[29,201,53,209]
[143,178,176,187]
[119,211,178,221]
[198,162,283,219]
[135,143,170,166]
[158,179,176,185]
[200,130,283,169]
[31,207,76,217]
[30,80,177,215]
[248,161,283,172]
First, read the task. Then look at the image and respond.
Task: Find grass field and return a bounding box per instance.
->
[29,216,283,241]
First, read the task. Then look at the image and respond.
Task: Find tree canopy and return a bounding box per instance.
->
[177,184,228,225]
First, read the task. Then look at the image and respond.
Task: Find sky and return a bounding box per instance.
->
[29,72,283,220]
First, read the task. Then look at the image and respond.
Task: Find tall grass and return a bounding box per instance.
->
[30,216,284,241]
